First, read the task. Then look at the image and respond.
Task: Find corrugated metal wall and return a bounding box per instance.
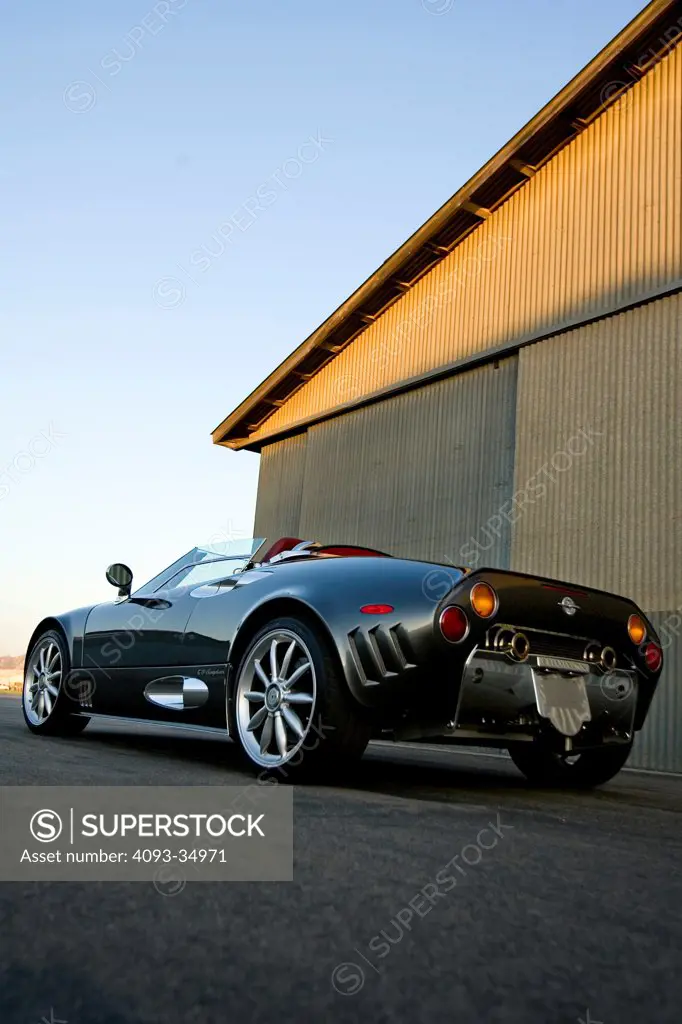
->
[512,293,682,770]
[511,294,682,606]
[299,359,518,564]
[256,359,518,567]
[253,434,308,540]
[250,41,682,446]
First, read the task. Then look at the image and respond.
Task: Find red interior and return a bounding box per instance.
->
[260,538,390,563]
[260,537,303,563]
[316,545,389,558]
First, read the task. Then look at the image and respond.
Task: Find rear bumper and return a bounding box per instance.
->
[398,649,638,749]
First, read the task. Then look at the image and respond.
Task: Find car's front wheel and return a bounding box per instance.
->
[508,740,633,788]
[229,616,370,779]
[22,629,90,736]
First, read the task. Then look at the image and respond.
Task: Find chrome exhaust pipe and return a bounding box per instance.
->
[493,627,530,662]
[601,646,617,671]
[510,632,530,662]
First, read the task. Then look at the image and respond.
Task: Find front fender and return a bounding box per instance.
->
[25,605,98,669]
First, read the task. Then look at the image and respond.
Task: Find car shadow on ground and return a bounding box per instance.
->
[75,719,521,792]
[66,717,682,813]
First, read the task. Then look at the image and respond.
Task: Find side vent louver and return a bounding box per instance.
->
[348,623,416,686]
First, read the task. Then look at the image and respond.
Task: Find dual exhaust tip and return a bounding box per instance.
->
[494,628,530,662]
[493,628,617,670]
[585,642,617,671]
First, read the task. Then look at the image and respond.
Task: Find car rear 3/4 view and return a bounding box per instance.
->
[19,536,665,790]
[428,569,664,787]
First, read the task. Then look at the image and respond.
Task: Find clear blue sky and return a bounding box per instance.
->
[1,0,645,653]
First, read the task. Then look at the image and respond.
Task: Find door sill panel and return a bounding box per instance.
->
[74,711,231,739]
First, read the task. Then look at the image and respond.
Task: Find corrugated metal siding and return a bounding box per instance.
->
[249,41,681,445]
[511,293,682,609]
[632,610,682,772]
[512,293,682,772]
[253,434,308,540]
[296,359,518,566]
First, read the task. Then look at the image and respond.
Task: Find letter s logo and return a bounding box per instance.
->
[30,809,63,843]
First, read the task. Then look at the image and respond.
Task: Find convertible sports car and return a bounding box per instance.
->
[22,536,663,787]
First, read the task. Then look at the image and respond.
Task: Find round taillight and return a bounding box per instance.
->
[628,614,646,645]
[470,582,497,619]
[439,606,469,643]
[644,642,662,672]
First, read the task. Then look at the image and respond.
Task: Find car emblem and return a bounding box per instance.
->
[559,596,579,616]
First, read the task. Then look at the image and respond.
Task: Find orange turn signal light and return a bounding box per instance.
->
[628,614,646,645]
[470,582,497,619]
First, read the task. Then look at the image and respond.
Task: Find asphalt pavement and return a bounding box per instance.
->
[0,694,680,1024]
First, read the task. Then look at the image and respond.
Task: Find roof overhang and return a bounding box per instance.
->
[213,0,682,452]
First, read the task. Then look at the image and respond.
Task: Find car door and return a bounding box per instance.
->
[82,556,247,715]
[82,592,194,675]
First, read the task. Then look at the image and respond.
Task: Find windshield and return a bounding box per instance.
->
[196,537,266,559]
[133,538,265,596]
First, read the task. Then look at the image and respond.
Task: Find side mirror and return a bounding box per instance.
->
[106,563,134,599]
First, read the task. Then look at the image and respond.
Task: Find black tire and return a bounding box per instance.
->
[22,629,90,737]
[508,740,633,789]
[228,615,370,781]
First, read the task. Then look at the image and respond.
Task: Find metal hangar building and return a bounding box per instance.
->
[214,0,682,771]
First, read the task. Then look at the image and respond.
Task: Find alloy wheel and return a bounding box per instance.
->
[235,629,317,768]
[23,639,62,726]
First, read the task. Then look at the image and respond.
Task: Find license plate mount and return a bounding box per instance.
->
[535,655,589,674]
[531,670,592,736]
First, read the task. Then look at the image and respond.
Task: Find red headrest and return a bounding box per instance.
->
[316,545,389,558]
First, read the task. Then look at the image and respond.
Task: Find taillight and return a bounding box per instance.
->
[439,606,469,643]
[470,582,497,619]
[644,642,662,672]
[360,604,394,615]
[628,614,646,645]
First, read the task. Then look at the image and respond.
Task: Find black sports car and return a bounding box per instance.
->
[22,536,663,787]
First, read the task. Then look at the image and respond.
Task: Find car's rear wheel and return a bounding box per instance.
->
[22,630,90,736]
[508,740,633,788]
[229,616,370,779]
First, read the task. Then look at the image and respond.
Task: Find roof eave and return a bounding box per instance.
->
[212,0,682,451]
